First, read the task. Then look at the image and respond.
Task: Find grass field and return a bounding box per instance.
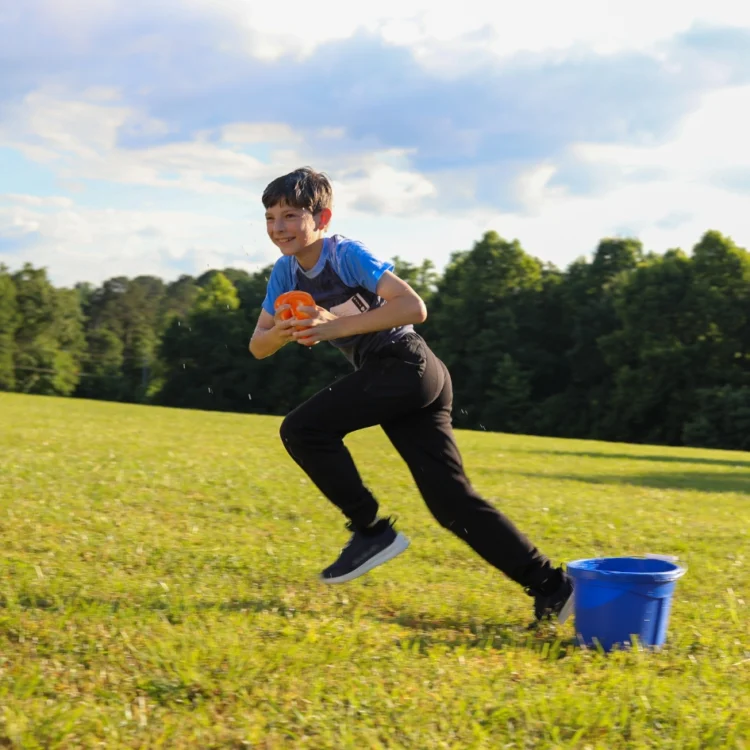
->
[1,392,748,749]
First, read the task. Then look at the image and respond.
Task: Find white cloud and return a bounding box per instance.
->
[1,89,268,196]
[2,86,446,218]
[320,86,750,271]
[4,1,750,288]
[31,0,750,66]
[406,83,742,267]
[0,196,260,285]
[220,122,302,144]
[485,178,750,267]
[477,89,750,264]
[3,194,74,208]
[185,0,750,63]
[0,86,446,283]
[6,81,750,287]
[333,153,437,215]
[572,85,750,178]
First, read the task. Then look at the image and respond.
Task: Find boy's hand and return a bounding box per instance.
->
[291,305,341,345]
[272,305,299,342]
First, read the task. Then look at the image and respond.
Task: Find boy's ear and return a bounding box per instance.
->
[316,207,332,231]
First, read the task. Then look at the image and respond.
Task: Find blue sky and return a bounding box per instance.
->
[2,0,750,286]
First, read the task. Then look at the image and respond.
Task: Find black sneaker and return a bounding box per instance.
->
[320,518,410,584]
[528,568,575,625]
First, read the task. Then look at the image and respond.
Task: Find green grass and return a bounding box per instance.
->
[0,392,748,749]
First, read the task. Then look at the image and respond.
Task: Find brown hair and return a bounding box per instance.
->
[262,167,333,213]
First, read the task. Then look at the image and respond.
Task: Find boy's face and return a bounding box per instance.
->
[265,200,331,258]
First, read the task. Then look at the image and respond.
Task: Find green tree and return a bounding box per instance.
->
[192,273,240,314]
[688,230,750,386]
[598,232,750,445]
[5,228,750,452]
[159,275,200,334]
[0,266,20,390]
[544,238,642,439]
[424,231,543,431]
[12,265,85,396]
[79,275,167,402]
[157,272,251,411]
[392,256,439,301]
[76,328,127,401]
[597,249,694,444]
[682,386,750,450]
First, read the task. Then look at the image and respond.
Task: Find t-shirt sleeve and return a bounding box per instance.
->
[261,258,293,315]
[336,240,394,294]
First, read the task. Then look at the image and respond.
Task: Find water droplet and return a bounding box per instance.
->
[208,387,213,394]
[182,364,185,369]
[248,394,252,400]
[177,321,181,326]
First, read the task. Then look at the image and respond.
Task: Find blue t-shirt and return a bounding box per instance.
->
[261,234,413,368]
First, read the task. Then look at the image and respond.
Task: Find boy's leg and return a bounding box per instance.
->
[279,345,440,529]
[279,336,447,582]
[381,356,572,618]
[279,368,382,531]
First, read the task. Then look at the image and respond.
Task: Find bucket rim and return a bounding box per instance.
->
[566,556,687,583]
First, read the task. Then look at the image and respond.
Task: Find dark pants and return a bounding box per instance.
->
[279,332,556,590]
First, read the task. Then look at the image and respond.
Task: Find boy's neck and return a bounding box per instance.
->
[295,237,325,271]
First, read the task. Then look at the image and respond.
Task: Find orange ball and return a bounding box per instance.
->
[274,290,316,320]
[274,291,316,345]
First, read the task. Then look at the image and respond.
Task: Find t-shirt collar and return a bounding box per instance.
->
[294,237,330,279]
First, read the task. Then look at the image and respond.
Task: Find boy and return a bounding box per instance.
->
[249,167,573,625]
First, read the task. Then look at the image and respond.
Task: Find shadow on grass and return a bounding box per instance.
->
[505,448,750,469]
[505,469,750,494]
[0,593,293,617]
[368,612,577,657]
[2,593,576,654]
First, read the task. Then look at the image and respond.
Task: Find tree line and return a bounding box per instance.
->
[2,229,750,451]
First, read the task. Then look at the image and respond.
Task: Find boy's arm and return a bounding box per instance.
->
[291,271,427,344]
[249,308,296,359]
[342,271,427,335]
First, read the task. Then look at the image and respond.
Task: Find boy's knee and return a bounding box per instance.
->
[434,509,457,531]
[279,412,300,446]
[280,409,316,447]
[423,499,455,530]
[422,492,471,532]
[280,405,339,453]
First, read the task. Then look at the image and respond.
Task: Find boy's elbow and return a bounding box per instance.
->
[413,297,428,324]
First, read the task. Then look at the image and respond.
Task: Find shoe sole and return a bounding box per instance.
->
[320,533,410,584]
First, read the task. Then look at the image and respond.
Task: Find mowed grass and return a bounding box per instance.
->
[1,392,748,750]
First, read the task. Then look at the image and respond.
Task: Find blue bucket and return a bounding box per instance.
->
[567,556,687,652]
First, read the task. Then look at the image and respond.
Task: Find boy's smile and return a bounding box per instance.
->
[265,200,331,270]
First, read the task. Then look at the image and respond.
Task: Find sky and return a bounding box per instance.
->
[2,0,750,287]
